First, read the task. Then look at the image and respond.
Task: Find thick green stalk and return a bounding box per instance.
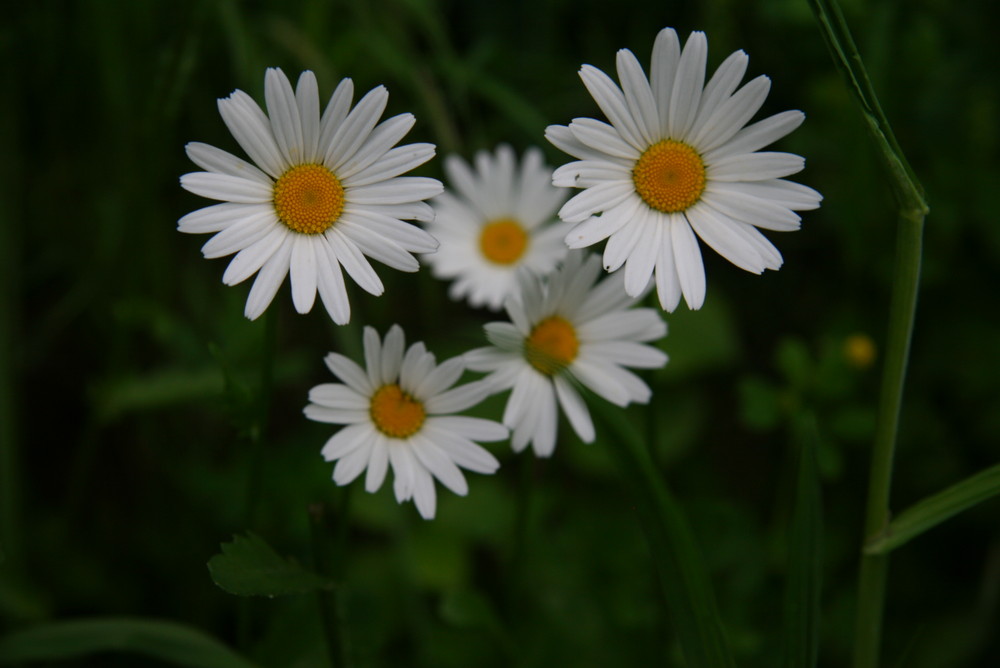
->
[853,209,924,668]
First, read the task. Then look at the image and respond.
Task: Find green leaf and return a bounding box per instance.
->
[593,402,737,668]
[207,532,335,597]
[806,0,928,215]
[781,415,823,668]
[864,462,1000,556]
[0,617,256,667]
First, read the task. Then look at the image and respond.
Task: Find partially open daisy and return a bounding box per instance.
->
[179,68,442,323]
[546,28,823,312]
[423,145,572,310]
[465,251,667,457]
[305,325,506,519]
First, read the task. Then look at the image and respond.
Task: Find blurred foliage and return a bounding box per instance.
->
[2,0,999,666]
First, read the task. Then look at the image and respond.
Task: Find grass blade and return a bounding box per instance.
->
[865,462,1000,556]
[781,415,823,668]
[595,402,737,668]
[0,618,257,667]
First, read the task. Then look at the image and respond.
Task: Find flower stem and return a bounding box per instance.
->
[853,208,925,668]
[595,402,736,668]
[310,492,351,668]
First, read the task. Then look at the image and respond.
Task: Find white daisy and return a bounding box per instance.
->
[305,325,506,519]
[423,144,572,310]
[465,251,667,457]
[546,28,823,312]
[179,68,442,323]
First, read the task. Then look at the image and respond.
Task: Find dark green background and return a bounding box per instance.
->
[2,0,998,665]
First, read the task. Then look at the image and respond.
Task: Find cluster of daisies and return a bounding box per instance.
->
[179,28,821,518]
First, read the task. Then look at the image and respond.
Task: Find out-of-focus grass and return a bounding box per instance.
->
[2,0,999,666]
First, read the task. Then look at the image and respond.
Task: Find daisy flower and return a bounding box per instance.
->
[546,28,823,312]
[305,325,506,519]
[465,251,667,457]
[423,144,572,310]
[179,68,442,323]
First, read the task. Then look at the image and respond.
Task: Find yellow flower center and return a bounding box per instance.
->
[632,140,706,213]
[273,164,345,235]
[525,316,579,375]
[843,334,877,370]
[370,384,426,439]
[479,218,529,265]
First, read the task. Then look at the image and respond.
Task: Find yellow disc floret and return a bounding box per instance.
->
[632,140,707,213]
[480,218,529,265]
[370,384,426,439]
[273,164,345,235]
[525,316,579,375]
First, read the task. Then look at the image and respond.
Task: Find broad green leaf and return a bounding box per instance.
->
[781,415,823,668]
[593,401,736,668]
[207,532,335,597]
[864,462,1000,555]
[0,617,256,667]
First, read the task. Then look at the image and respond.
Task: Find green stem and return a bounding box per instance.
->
[596,403,736,668]
[309,493,351,668]
[853,209,925,668]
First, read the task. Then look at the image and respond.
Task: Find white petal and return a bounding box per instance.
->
[380,324,405,385]
[308,383,368,409]
[568,118,641,161]
[347,176,443,205]
[345,143,436,188]
[655,231,682,312]
[338,113,416,180]
[691,50,749,136]
[546,124,630,163]
[178,203,264,234]
[617,49,659,146]
[686,202,769,273]
[217,90,286,177]
[201,209,277,259]
[184,143,272,185]
[325,85,388,170]
[320,423,372,461]
[304,405,370,424]
[425,380,491,415]
[324,352,373,394]
[265,68,306,166]
[432,416,509,442]
[222,225,288,285]
[564,196,642,249]
[671,214,706,309]
[650,27,681,137]
[552,159,631,188]
[709,152,805,182]
[414,357,464,399]
[333,440,374,485]
[668,31,707,139]
[243,237,292,319]
[326,229,384,296]
[579,64,646,150]
[558,181,636,224]
[582,341,667,368]
[530,379,559,457]
[289,234,318,313]
[181,172,272,203]
[421,423,500,473]
[690,75,771,153]
[339,208,439,252]
[411,465,437,519]
[295,71,321,163]
[553,375,595,443]
[623,208,660,296]
[364,439,389,492]
[336,220,419,272]
[603,217,646,274]
[704,110,805,163]
[317,78,354,156]
[315,237,351,324]
[411,436,468,496]
[578,309,666,343]
[569,358,630,406]
[363,326,382,388]
[702,186,801,232]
